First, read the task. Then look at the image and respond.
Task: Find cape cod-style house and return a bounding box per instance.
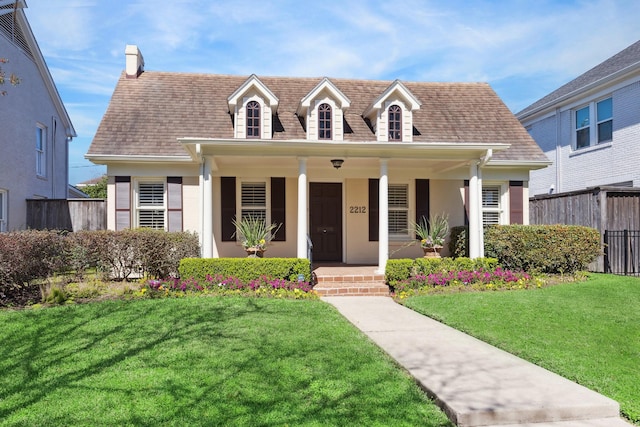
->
[86,45,548,272]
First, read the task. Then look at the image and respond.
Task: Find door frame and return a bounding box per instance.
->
[308,180,345,262]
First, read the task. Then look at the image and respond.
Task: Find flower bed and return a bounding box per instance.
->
[393,267,544,299]
[140,274,318,300]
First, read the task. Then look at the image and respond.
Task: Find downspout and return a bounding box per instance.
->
[51,117,57,198]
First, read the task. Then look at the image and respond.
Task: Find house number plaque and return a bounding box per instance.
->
[349,206,366,214]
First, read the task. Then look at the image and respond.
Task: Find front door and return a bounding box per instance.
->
[310,183,342,262]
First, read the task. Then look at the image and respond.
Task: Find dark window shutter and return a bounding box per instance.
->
[271,177,286,241]
[167,177,183,232]
[115,176,131,231]
[221,177,236,241]
[415,179,430,239]
[509,181,524,224]
[369,178,379,241]
[463,179,469,226]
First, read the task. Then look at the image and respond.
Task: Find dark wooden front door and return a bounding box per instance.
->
[310,183,342,262]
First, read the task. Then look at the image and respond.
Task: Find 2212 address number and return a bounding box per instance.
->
[349,206,366,214]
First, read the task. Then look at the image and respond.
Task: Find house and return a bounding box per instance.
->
[0,1,76,231]
[517,40,640,196]
[86,45,548,271]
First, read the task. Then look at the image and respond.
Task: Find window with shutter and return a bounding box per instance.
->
[389,184,408,236]
[482,185,501,225]
[136,182,165,229]
[241,182,266,220]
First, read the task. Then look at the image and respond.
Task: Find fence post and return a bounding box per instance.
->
[624,229,629,276]
[604,230,610,273]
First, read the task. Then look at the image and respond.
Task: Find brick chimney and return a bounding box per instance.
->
[125,45,144,78]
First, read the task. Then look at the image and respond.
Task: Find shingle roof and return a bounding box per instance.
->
[88,72,546,162]
[517,39,640,118]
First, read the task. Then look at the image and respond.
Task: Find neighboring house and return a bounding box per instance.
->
[517,40,640,196]
[0,2,76,231]
[86,45,548,271]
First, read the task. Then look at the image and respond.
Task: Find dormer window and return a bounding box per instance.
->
[388,105,402,141]
[246,101,261,138]
[318,103,332,140]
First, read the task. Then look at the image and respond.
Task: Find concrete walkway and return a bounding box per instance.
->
[323,296,630,427]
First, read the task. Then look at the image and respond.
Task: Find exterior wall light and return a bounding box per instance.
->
[331,159,344,169]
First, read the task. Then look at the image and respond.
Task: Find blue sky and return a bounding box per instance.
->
[24,0,640,185]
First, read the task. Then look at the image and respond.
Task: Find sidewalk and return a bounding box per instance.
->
[323,296,630,427]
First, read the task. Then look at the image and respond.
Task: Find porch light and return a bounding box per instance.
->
[331,159,344,169]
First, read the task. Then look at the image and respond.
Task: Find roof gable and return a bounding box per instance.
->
[363,79,421,118]
[227,74,279,112]
[296,77,351,116]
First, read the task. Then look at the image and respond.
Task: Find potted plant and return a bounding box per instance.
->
[232,215,282,257]
[413,213,449,257]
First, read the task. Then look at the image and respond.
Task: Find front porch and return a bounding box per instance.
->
[312,263,389,296]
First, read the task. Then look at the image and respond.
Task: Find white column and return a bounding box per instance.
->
[202,156,214,258]
[297,158,308,259]
[468,162,480,258]
[477,167,485,257]
[377,159,389,274]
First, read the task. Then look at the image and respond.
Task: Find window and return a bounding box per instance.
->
[0,189,6,232]
[388,184,408,236]
[318,103,332,140]
[36,125,46,177]
[388,105,402,141]
[574,97,612,149]
[136,182,165,229]
[241,181,266,220]
[482,185,502,225]
[246,101,260,138]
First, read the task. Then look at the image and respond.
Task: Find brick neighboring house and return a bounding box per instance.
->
[0,2,76,231]
[86,45,548,271]
[517,40,640,196]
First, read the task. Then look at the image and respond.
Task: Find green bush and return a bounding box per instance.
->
[179,258,311,283]
[448,226,468,258]
[385,257,498,287]
[484,225,600,273]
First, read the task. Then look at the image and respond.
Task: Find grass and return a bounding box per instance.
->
[401,273,640,424]
[0,297,452,426]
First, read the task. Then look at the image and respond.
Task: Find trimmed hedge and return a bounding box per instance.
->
[179,258,312,284]
[448,225,600,274]
[385,257,498,287]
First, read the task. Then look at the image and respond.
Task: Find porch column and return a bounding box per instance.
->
[297,157,308,259]
[377,159,389,274]
[201,156,214,258]
[477,167,485,257]
[468,162,481,258]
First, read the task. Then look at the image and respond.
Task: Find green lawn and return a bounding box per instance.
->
[402,273,640,424]
[0,297,452,427]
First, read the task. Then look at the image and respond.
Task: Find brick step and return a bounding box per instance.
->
[313,274,389,296]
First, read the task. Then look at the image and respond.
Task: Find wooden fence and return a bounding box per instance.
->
[26,199,107,231]
[530,186,640,272]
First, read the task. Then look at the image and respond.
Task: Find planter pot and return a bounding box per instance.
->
[245,247,265,258]
[422,246,442,258]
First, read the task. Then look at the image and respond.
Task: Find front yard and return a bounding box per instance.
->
[0,297,452,426]
[402,273,640,424]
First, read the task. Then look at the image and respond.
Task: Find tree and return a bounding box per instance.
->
[0,57,20,96]
[82,176,107,199]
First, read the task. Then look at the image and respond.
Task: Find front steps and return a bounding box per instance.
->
[312,267,390,296]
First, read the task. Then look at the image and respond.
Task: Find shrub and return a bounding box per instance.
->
[484,225,600,274]
[179,258,311,284]
[448,226,468,258]
[385,257,498,288]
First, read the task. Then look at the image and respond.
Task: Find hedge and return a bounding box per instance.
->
[448,225,600,274]
[385,257,498,287]
[179,258,312,284]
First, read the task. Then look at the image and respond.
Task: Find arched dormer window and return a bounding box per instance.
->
[318,103,332,140]
[388,105,402,141]
[246,101,261,138]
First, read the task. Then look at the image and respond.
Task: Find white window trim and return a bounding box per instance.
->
[36,123,47,178]
[572,96,612,151]
[482,182,508,225]
[134,179,167,230]
[388,181,413,240]
[0,189,7,232]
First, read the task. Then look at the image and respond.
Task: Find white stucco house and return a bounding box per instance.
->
[0,1,76,231]
[518,39,640,196]
[86,45,549,271]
